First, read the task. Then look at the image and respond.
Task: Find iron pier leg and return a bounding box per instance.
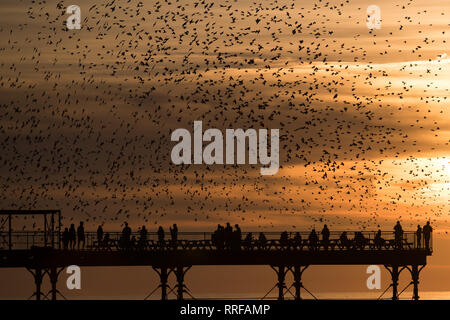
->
[410,265,424,301]
[159,267,169,300]
[147,267,172,300]
[273,265,286,300]
[174,266,191,300]
[46,267,66,301]
[175,267,185,300]
[391,266,399,301]
[49,267,58,301]
[292,266,308,301]
[34,268,44,301]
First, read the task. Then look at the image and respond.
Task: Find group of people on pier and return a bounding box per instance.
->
[97,223,179,250]
[61,222,85,250]
[59,220,432,251]
[211,223,242,250]
[416,221,433,250]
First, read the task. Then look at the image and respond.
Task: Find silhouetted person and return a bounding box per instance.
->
[158,226,165,246]
[69,224,76,250]
[170,224,178,243]
[321,224,330,250]
[394,221,403,250]
[213,224,225,250]
[62,227,70,250]
[308,229,318,250]
[122,222,132,249]
[139,225,148,248]
[374,229,383,250]
[97,225,104,248]
[77,222,85,250]
[234,224,241,239]
[233,224,242,250]
[423,221,432,250]
[258,232,267,249]
[416,225,422,248]
[280,231,289,247]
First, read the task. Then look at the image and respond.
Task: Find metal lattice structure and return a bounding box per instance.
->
[0,210,61,250]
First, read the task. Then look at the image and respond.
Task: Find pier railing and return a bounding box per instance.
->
[0,230,432,252]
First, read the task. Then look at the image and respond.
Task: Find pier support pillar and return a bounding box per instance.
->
[27,268,44,300]
[384,265,410,300]
[291,265,309,301]
[35,268,43,301]
[152,267,169,300]
[160,267,169,300]
[391,266,399,300]
[146,267,172,300]
[384,265,405,301]
[411,265,419,301]
[271,265,287,300]
[409,265,425,301]
[174,266,191,300]
[47,267,65,301]
[49,267,58,301]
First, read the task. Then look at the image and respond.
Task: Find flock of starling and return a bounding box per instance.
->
[0,0,448,232]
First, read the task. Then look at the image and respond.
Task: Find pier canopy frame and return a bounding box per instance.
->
[0,210,61,250]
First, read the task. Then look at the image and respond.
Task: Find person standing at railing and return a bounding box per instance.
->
[374,229,384,250]
[122,222,132,249]
[280,231,289,247]
[321,224,330,251]
[234,224,241,238]
[416,225,422,249]
[69,223,76,250]
[258,232,267,249]
[308,229,318,251]
[170,224,178,245]
[77,222,85,250]
[97,225,104,248]
[423,221,432,250]
[394,221,403,250]
[212,224,225,250]
[158,226,165,247]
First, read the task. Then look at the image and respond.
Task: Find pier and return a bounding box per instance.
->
[0,210,433,301]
